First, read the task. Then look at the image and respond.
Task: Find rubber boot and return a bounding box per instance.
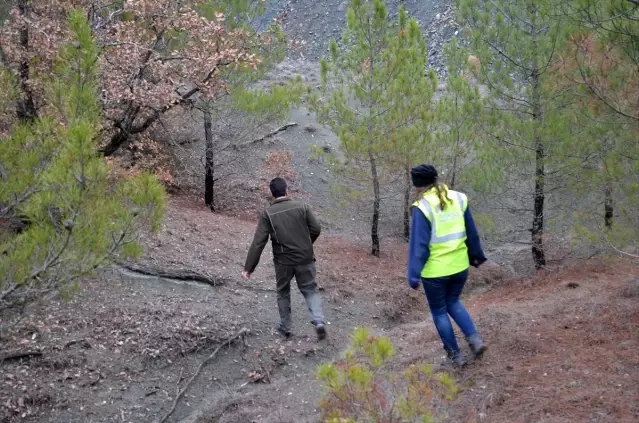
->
[467,333,487,359]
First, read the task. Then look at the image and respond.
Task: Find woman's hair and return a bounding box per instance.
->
[434,183,452,211]
[415,183,451,211]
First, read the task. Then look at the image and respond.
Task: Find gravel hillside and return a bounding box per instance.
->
[256,0,457,77]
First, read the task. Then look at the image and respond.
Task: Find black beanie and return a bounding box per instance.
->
[411,164,438,187]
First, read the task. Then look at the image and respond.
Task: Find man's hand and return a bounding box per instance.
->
[242,271,251,281]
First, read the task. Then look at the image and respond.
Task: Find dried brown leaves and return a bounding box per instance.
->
[1,0,261,149]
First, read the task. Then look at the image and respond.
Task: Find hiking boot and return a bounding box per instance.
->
[447,349,467,367]
[276,324,291,339]
[315,322,327,341]
[467,333,487,359]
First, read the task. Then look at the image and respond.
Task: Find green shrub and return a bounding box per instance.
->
[316,328,458,423]
[0,10,165,319]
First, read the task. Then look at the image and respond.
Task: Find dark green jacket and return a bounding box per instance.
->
[244,197,321,272]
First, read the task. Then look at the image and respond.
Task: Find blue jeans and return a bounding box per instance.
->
[422,269,477,353]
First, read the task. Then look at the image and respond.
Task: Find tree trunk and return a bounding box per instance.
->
[532,136,546,270]
[369,151,380,257]
[530,6,546,270]
[604,173,613,229]
[101,130,129,156]
[604,185,613,229]
[16,0,37,121]
[100,106,141,156]
[403,164,411,242]
[450,96,459,190]
[600,157,614,229]
[204,108,215,211]
[450,155,457,190]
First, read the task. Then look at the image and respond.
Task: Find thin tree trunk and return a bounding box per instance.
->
[450,154,458,190]
[369,151,380,257]
[604,185,613,229]
[530,5,546,270]
[450,97,460,190]
[204,108,215,211]
[532,136,546,270]
[16,0,37,121]
[403,164,411,242]
[604,160,613,229]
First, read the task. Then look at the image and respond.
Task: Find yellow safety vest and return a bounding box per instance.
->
[412,186,469,278]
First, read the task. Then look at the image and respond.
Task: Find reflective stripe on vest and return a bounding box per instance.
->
[415,191,466,244]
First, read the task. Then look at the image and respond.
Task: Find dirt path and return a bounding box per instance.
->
[0,198,419,423]
[1,199,637,423]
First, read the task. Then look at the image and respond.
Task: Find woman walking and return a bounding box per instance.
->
[407,164,488,366]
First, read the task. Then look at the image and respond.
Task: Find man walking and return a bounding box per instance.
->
[243,177,327,340]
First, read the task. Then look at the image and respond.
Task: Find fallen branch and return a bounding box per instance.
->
[118,261,226,286]
[174,138,198,146]
[64,339,92,349]
[232,282,275,293]
[0,350,43,363]
[157,327,250,423]
[233,122,298,150]
[603,235,639,259]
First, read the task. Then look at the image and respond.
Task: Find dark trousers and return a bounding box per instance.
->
[275,262,324,332]
[422,269,477,353]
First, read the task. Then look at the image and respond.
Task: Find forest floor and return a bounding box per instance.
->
[1,196,637,423]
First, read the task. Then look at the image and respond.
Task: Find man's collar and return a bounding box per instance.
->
[271,197,291,204]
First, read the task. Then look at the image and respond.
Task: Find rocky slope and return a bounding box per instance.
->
[256,0,458,77]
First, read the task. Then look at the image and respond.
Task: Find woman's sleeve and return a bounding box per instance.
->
[407,207,431,288]
[464,205,488,267]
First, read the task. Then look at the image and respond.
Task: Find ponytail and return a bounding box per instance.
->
[434,183,451,211]
[413,183,451,211]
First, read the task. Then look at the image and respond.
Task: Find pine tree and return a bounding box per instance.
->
[548,84,639,254]
[432,37,485,190]
[0,10,165,319]
[457,0,575,269]
[560,0,638,123]
[310,0,436,256]
[386,11,437,241]
[551,0,638,254]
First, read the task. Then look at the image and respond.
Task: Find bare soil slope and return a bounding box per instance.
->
[1,198,637,423]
